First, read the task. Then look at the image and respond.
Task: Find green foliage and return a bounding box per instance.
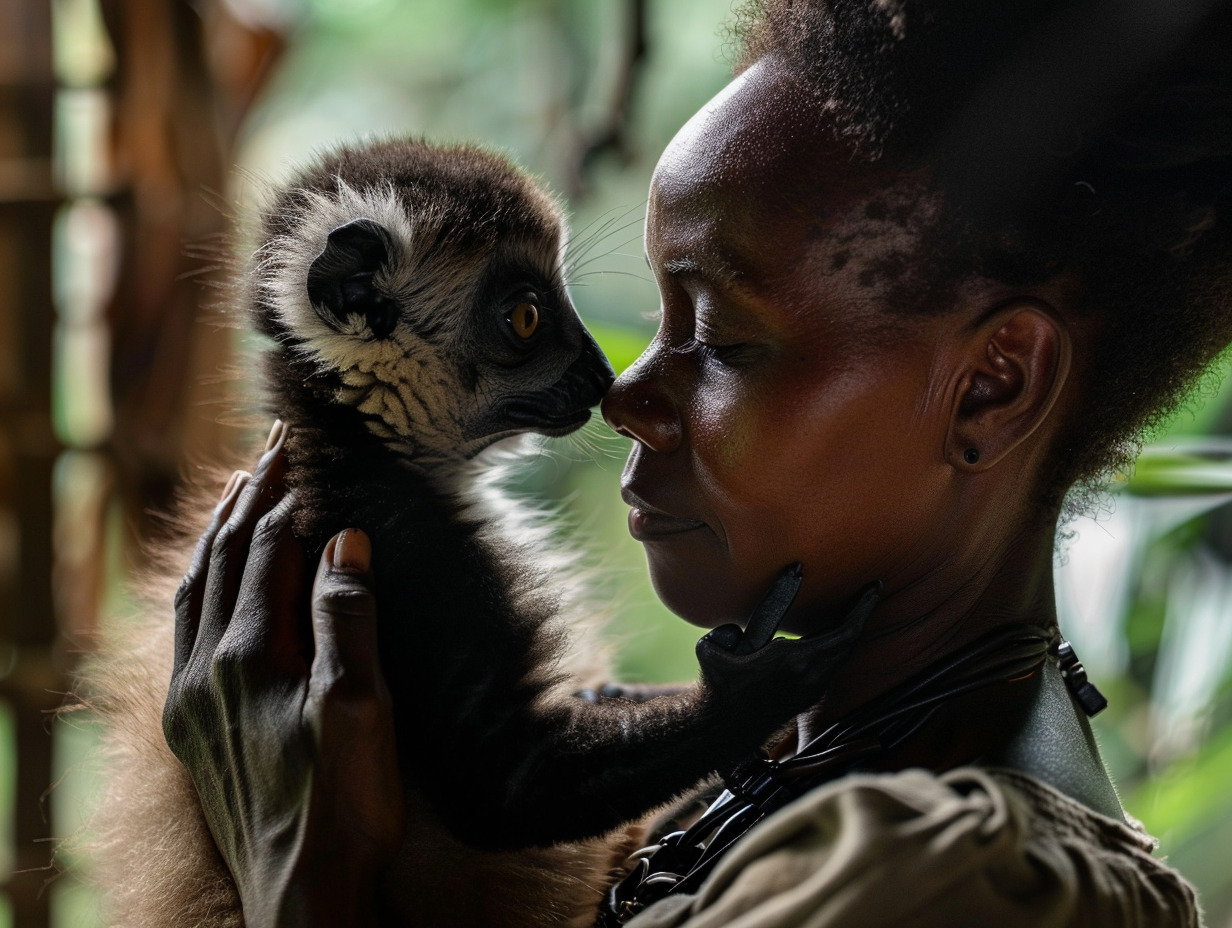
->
[1126,445,1232,496]
[1072,448,1232,922]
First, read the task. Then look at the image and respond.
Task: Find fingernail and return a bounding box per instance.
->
[217,470,249,509]
[265,419,286,452]
[221,470,242,499]
[332,528,371,573]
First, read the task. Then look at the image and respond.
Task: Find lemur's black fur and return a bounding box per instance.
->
[248,139,828,848]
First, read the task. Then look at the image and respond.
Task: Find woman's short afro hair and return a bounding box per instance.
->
[733,0,1232,511]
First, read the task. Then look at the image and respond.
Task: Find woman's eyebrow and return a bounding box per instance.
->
[662,257,699,276]
[661,256,742,283]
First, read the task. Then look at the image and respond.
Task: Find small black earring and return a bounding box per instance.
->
[963,448,980,465]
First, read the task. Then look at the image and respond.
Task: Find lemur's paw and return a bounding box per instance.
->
[696,572,881,718]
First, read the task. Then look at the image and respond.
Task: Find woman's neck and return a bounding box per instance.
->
[797,510,1061,748]
[790,496,1125,820]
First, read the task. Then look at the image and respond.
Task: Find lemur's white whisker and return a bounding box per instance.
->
[562,208,646,277]
[563,203,645,265]
[564,233,648,281]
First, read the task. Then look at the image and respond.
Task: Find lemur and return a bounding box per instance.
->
[75,139,869,928]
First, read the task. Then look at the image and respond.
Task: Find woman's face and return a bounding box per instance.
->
[602,59,966,634]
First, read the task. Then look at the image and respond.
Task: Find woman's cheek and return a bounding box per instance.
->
[691,386,761,480]
[644,545,761,627]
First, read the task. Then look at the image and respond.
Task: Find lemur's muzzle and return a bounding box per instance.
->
[502,337,615,436]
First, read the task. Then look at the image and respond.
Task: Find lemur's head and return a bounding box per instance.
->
[253,139,614,461]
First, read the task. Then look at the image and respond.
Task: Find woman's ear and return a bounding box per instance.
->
[946,301,1073,471]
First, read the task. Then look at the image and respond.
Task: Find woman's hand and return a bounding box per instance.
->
[162,422,404,928]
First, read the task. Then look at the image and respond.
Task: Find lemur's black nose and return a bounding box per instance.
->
[550,341,612,413]
[580,335,617,402]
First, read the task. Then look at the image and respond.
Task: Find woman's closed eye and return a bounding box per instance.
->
[676,335,756,365]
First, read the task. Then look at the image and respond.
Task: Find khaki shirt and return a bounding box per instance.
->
[626,767,1201,928]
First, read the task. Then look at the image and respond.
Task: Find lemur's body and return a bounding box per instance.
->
[76,140,847,927]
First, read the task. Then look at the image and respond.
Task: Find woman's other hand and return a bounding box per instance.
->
[162,422,404,928]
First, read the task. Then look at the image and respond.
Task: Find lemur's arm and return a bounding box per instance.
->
[163,433,399,928]
[428,572,878,849]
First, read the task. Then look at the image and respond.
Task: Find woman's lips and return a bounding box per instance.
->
[621,488,705,540]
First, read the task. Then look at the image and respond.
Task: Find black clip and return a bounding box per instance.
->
[724,750,780,802]
[1054,638,1108,717]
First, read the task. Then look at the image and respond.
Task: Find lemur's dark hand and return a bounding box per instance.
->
[695,567,882,718]
[163,421,400,928]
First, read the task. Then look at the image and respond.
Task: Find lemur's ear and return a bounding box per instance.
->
[307,218,399,339]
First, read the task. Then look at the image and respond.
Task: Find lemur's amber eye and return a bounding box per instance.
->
[510,302,540,339]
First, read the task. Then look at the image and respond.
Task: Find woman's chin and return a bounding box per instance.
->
[646,551,869,640]
[644,558,760,630]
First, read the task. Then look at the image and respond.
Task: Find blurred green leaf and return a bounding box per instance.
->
[588,320,650,375]
[1125,443,1232,495]
[1130,722,1232,845]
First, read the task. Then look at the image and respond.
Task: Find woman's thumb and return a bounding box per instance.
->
[310,529,383,694]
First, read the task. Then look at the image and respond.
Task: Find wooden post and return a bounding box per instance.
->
[0,0,59,923]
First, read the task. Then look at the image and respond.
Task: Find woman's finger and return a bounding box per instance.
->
[218,490,309,675]
[191,421,289,669]
[309,529,383,699]
[305,529,404,862]
[173,469,248,676]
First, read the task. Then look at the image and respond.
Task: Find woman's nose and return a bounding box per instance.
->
[601,357,682,454]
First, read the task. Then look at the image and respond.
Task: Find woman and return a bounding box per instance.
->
[169,0,1230,924]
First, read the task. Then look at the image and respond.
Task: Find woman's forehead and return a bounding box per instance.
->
[651,58,843,205]
[648,58,940,306]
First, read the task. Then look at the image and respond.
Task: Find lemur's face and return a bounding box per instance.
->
[257,148,614,460]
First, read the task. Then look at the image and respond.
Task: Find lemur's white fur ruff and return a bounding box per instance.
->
[255,177,566,461]
[259,180,470,454]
